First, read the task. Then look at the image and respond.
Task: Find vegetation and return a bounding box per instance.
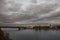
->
[0,28,12,40]
[0,28,4,40]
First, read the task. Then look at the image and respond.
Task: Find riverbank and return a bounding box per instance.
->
[0,28,12,40]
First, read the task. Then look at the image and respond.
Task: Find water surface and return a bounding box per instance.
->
[2,28,60,40]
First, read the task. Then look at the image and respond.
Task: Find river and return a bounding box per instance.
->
[2,28,60,40]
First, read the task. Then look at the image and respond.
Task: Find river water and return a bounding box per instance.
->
[2,28,60,40]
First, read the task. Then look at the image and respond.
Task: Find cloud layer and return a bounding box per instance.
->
[0,0,60,24]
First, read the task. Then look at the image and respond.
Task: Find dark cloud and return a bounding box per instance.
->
[31,0,37,3]
[25,3,60,22]
[0,0,22,23]
[0,0,60,24]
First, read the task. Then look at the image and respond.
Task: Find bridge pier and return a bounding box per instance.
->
[18,27,21,30]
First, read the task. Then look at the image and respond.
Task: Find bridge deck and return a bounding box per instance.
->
[0,27,19,28]
[0,26,25,28]
[0,26,26,30]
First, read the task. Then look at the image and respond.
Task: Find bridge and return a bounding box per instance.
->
[0,26,26,30]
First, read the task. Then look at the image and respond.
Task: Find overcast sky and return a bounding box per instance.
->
[0,0,60,24]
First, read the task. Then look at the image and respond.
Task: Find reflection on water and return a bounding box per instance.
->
[2,29,60,40]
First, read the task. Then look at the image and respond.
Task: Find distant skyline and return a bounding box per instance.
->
[0,0,60,25]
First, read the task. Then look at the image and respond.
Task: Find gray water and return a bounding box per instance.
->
[2,28,60,40]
